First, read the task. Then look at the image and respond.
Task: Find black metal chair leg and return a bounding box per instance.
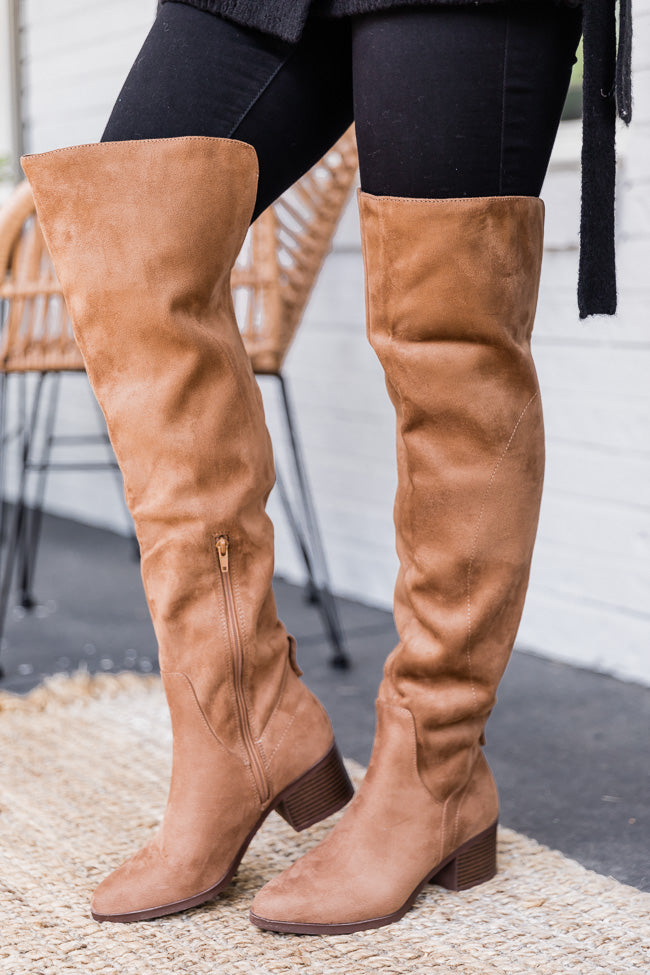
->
[90,391,139,559]
[0,373,46,652]
[275,373,350,669]
[274,464,320,597]
[19,373,61,609]
[0,373,8,549]
[6,373,28,550]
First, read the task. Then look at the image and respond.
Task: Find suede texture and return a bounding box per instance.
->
[22,138,335,918]
[252,700,498,925]
[361,192,546,800]
[252,192,545,928]
[93,672,261,915]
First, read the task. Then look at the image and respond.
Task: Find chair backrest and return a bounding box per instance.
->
[232,126,359,374]
[0,181,84,373]
[0,126,359,376]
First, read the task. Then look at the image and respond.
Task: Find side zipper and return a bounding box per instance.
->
[215,534,270,804]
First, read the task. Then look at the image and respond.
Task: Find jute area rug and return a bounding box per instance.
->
[0,674,648,975]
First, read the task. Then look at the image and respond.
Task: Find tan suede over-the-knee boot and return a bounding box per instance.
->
[250,192,546,935]
[22,137,353,923]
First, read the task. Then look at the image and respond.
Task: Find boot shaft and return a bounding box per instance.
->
[22,138,288,745]
[358,192,546,799]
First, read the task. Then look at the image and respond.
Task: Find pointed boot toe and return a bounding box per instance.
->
[249,872,306,928]
[90,839,232,923]
[250,702,499,935]
[91,869,129,923]
[91,840,164,922]
[249,843,370,933]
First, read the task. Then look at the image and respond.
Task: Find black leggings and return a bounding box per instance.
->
[102,1,583,221]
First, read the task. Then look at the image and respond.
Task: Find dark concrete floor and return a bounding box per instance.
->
[1,511,648,892]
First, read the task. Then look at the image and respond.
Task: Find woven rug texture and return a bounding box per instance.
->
[0,672,648,975]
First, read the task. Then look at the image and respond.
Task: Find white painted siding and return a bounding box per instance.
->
[9,0,650,684]
[0,6,13,161]
[0,1,18,196]
[19,0,154,151]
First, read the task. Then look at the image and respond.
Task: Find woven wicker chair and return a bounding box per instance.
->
[0,181,134,664]
[0,126,358,669]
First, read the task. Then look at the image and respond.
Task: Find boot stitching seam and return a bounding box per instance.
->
[263,707,298,765]
[161,671,246,765]
[464,391,539,714]
[258,656,291,745]
[360,193,540,208]
[256,739,273,785]
[441,752,479,859]
[451,759,474,852]
[382,701,444,808]
[22,137,259,175]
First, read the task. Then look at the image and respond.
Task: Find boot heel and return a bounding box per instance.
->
[275,744,354,832]
[431,821,497,891]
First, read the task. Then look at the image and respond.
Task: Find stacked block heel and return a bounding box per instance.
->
[276,744,354,832]
[431,821,498,891]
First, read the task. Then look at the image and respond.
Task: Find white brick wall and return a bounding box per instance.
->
[0,5,13,162]
[19,0,155,150]
[9,0,650,684]
[0,1,19,196]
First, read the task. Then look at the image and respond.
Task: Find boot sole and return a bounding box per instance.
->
[249,819,498,935]
[91,742,353,923]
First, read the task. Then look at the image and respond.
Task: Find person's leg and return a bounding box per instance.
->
[102,2,353,219]
[353,0,582,198]
[24,4,355,925]
[251,1,582,935]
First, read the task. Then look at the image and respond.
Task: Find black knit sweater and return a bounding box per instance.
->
[163,0,585,44]
[163,0,633,319]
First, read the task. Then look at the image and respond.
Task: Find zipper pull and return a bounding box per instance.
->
[216,535,229,573]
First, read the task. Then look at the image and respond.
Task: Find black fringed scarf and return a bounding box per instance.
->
[579,0,633,318]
